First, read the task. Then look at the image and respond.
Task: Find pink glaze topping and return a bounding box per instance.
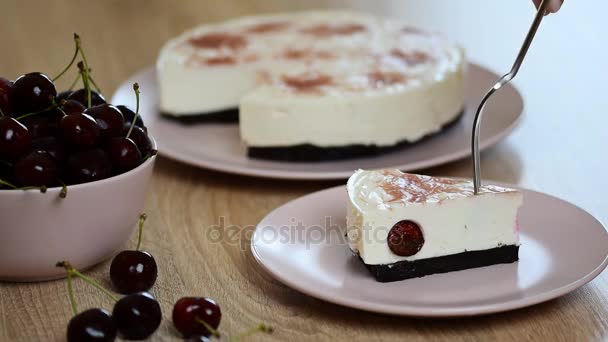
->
[376,170,517,204]
[281,72,333,92]
[245,21,291,34]
[189,32,248,50]
[300,23,367,37]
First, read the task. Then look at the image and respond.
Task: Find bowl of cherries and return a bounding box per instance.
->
[0,34,157,281]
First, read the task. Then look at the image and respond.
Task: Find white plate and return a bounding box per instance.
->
[250,185,608,316]
[111,64,523,180]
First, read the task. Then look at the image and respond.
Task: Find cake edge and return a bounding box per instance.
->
[360,244,519,283]
[247,109,465,162]
[160,108,239,124]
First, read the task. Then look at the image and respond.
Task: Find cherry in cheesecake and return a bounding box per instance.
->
[172,297,222,338]
[0,77,13,116]
[67,88,106,107]
[59,112,100,146]
[387,220,424,256]
[85,104,125,140]
[14,150,58,187]
[65,148,112,184]
[67,308,117,342]
[11,72,57,114]
[110,214,157,294]
[112,292,162,340]
[0,116,31,160]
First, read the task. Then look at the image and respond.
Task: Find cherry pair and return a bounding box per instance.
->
[59,261,161,341]
[60,214,160,341]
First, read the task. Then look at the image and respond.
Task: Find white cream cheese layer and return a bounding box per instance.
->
[346,170,522,265]
[157,11,465,147]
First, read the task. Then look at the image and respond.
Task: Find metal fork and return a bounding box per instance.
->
[472,0,551,194]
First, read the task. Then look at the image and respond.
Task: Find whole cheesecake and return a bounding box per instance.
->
[157,11,466,161]
[346,169,522,282]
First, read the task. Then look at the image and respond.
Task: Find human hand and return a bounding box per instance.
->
[533,0,564,14]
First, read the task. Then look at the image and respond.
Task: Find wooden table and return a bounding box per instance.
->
[1,0,607,340]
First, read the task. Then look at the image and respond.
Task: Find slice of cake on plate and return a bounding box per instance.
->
[346,169,522,282]
[157,11,465,161]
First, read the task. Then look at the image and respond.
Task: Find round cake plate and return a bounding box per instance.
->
[111,64,523,180]
[250,185,608,317]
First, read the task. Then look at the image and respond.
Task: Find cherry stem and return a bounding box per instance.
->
[88,75,102,94]
[135,213,147,251]
[75,35,92,108]
[68,73,81,91]
[142,150,158,162]
[229,324,274,342]
[56,104,68,118]
[77,62,92,108]
[66,271,79,315]
[58,179,68,198]
[0,106,5,117]
[0,178,48,193]
[194,317,221,338]
[52,33,80,82]
[15,102,58,121]
[0,178,17,189]
[56,261,118,302]
[18,185,47,193]
[125,83,140,139]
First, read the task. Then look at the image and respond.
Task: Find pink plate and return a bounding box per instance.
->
[250,185,608,316]
[111,64,523,180]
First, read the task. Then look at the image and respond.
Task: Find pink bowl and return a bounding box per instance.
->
[0,145,156,282]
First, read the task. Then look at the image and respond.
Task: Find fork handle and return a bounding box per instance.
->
[472,0,550,194]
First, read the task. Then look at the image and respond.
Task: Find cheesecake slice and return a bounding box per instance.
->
[346,169,522,282]
[157,11,465,161]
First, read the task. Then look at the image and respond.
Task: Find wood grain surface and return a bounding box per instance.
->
[1,0,607,341]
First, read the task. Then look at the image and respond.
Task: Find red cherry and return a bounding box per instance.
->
[110,250,157,294]
[106,137,142,173]
[31,136,67,164]
[124,125,153,158]
[0,116,31,160]
[61,100,86,115]
[11,72,57,114]
[59,113,100,147]
[21,116,50,139]
[67,89,106,107]
[65,149,112,184]
[67,308,117,342]
[387,220,424,256]
[112,292,162,340]
[0,77,13,116]
[172,297,221,338]
[85,104,125,140]
[14,150,58,187]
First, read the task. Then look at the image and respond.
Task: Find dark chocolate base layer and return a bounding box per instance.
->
[160,108,239,124]
[362,245,519,283]
[248,109,465,162]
